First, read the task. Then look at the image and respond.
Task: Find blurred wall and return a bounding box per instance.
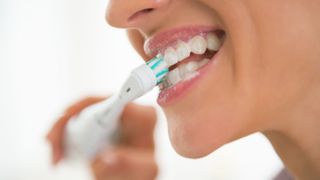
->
[0,0,283,179]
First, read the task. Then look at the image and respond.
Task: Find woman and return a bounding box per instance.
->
[47,0,320,179]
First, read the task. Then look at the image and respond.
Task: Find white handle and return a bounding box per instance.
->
[64,96,124,161]
[63,64,157,162]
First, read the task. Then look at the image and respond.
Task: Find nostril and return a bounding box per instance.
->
[128,8,155,22]
[141,8,154,13]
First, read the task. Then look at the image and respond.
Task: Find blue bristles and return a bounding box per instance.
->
[146,55,169,84]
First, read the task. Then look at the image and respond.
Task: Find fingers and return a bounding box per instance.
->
[47,115,70,165]
[120,103,157,149]
[91,147,157,180]
[46,97,106,165]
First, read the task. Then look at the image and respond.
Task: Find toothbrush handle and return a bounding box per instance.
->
[63,64,158,161]
[64,96,124,161]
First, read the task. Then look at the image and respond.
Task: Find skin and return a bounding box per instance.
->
[48,0,320,179]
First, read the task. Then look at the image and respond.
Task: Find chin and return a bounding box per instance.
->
[164,109,237,159]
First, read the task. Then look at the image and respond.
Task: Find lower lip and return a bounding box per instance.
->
[157,48,222,106]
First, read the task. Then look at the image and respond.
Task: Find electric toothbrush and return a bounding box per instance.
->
[64,55,168,161]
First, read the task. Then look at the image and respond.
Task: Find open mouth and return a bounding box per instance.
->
[144,26,225,104]
[159,30,225,90]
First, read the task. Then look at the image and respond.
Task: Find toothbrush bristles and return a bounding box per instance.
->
[147,55,169,84]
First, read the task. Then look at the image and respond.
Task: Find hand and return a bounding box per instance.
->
[46,97,158,180]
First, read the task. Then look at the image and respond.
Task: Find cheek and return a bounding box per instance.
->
[243,1,320,122]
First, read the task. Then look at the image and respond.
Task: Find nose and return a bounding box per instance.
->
[106,0,170,28]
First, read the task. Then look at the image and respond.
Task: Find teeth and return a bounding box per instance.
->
[167,68,181,85]
[178,64,188,79]
[184,71,199,81]
[162,33,221,67]
[160,32,222,89]
[164,47,178,66]
[179,61,198,79]
[163,58,211,88]
[176,40,191,61]
[198,58,210,68]
[185,61,199,72]
[206,32,221,51]
[189,35,207,55]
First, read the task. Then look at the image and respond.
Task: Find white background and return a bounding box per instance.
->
[0,0,283,179]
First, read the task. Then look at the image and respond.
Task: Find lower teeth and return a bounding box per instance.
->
[160,58,211,90]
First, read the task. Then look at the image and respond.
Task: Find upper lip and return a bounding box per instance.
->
[144,25,219,58]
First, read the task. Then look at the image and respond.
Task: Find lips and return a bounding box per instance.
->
[144,26,225,105]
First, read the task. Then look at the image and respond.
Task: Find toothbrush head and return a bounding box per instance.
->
[117,55,169,103]
[146,55,169,84]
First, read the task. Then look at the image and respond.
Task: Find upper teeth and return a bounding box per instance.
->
[206,33,221,51]
[189,36,207,55]
[163,47,178,66]
[163,32,221,66]
[176,40,191,60]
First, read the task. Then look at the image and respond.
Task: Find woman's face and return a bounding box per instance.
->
[106,0,320,157]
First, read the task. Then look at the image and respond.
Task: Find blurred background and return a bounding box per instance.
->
[0,0,284,179]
